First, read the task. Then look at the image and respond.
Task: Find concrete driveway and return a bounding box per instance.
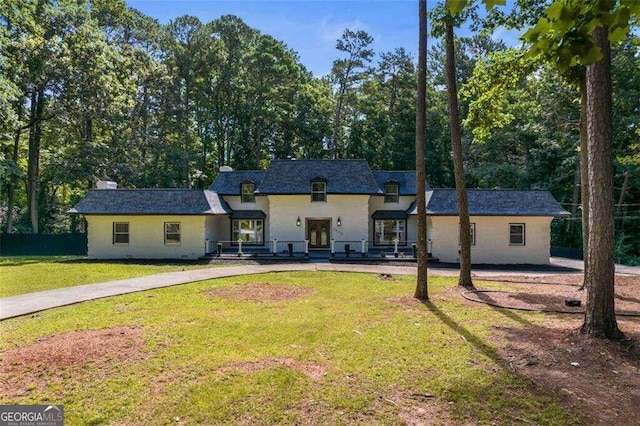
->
[1,258,636,321]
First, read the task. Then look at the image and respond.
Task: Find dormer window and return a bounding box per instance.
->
[384,182,399,203]
[311,181,326,202]
[241,182,255,203]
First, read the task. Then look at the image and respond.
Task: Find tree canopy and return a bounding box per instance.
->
[0,0,638,266]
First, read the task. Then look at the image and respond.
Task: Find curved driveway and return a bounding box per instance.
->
[2,258,637,321]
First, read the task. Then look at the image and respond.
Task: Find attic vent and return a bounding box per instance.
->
[96,180,117,189]
[220,166,234,172]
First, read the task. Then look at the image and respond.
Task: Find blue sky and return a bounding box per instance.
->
[126,0,521,77]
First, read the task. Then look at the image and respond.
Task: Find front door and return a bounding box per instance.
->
[307,219,330,248]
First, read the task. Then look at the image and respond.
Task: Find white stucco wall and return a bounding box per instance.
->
[224,195,270,214]
[267,194,369,248]
[430,216,552,264]
[87,215,207,259]
[205,215,231,252]
[368,195,415,214]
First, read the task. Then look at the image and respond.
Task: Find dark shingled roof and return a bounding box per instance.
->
[372,171,426,195]
[372,210,408,220]
[69,189,231,215]
[406,189,569,216]
[209,171,266,195]
[255,159,382,195]
[230,210,267,219]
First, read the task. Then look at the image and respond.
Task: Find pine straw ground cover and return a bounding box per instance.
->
[1,271,638,424]
[0,256,228,297]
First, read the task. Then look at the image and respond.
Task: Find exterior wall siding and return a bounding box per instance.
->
[87,215,206,259]
[430,216,552,264]
[267,194,369,247]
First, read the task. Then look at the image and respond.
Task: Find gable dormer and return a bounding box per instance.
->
[310,177,327,202]
[240,180,256,203]
[384,180,399,203]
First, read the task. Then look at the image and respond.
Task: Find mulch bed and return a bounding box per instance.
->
[0,326,146,397]
[466,274,640,316]
[204,283,316,302]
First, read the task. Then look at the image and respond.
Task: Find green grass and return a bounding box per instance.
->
[0,272,581,425]
[0,256,221,297]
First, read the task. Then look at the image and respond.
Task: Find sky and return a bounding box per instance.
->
[126,0,522,77]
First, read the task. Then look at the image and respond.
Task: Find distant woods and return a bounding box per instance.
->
[0,0,638,263]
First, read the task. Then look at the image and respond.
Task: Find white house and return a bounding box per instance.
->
[70,159,569,263]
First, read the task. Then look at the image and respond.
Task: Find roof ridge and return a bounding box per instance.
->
[269,158,368,162]
[433,188,550,192]
[88,188,203,191]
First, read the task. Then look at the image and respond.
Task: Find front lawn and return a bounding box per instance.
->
[0,256,220,298]
[0,271,583,424]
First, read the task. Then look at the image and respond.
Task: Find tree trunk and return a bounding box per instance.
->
[331,89,345,159]
[579,81,589,288]
[27,88,44,234]
[184,80,191,187]
[567,155,580,242]
[570,159,580,217]
[616,170,629,216]
[414,0,429,300]
[6,102,23,233]
[444,17,473,288]
[580,26,623,340]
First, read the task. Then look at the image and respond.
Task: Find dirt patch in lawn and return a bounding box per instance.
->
[0,326,145,397]
[217,357,326,380]
[493,319,640,425]
[467,274,640,315]
[205,283,315,302]
[456,273,640,425]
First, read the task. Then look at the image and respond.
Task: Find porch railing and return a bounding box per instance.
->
[205,238,433,257]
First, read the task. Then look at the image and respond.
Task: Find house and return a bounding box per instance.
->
[70,159,569,263]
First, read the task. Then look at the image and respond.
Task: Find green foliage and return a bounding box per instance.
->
[522,0,639,74]
[0,1,638,254]
[461,49,535,143]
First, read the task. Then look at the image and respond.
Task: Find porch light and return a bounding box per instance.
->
[296,217,301,226]
[337,217,342,226]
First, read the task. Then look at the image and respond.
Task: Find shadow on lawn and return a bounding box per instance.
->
[464,291,533,326]
[0,256,84,267]
[419,300,588,423]
[421,300,506,369]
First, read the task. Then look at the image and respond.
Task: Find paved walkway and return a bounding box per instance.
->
[1,258,637,321]
[550,257,640,275]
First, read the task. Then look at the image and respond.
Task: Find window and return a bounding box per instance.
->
[459,223,476,246]
[374,220,406,245]
[164,222,181,245]
[384,182,399,203]
[509,223,525,246]
[113,222,129,244]
[241,183,255,203]
[232,219,264,244]
[311,181,326,202]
